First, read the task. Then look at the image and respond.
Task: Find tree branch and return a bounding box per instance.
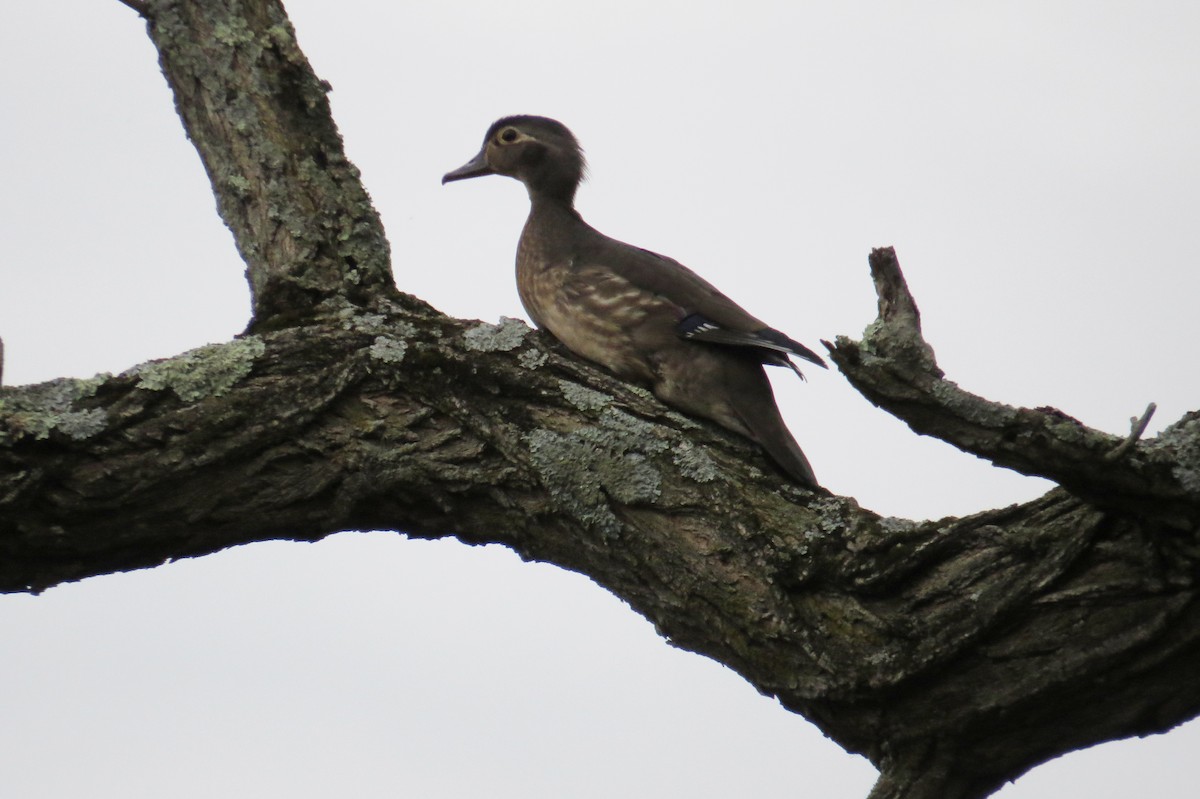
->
[3,306,1199,798]
[145,0,401,323]
[826,247,1200,528]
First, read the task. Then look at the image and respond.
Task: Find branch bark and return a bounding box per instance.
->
[827,248,1199,529]
[3,2,1199,797]
[144,0,404,323]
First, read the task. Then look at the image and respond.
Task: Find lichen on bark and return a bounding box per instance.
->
[134,337,265,401]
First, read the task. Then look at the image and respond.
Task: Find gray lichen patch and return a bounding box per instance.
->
[224,173,253,198]
[525,407,669,537]
[463,317,529,353]
[526,428,621,535]
[334,310,421,340]
[135,337,266,403]
[558,380,611,412]
[809,495,859,539]
[341,312,410,338]
[595,408,670,455]
[663,408,703,431]
[212,17,255,47]
[605,453,662,504]
[858,322,886,353]
[672,442,720,483]
[0,376,109,441]
[518,348,548,370]
[368,335,408,364]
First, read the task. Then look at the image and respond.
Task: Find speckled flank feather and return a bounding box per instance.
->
[444,117,824,487]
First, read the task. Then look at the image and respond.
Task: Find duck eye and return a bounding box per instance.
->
[499,128,519,144]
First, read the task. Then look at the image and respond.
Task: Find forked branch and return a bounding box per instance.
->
[826,247,1200,528]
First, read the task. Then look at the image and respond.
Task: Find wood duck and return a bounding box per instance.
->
[443,115,826,487]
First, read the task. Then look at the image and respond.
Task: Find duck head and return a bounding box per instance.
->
[442,115,586,203]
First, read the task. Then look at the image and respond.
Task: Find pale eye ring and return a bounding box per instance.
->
[499,128,519,144]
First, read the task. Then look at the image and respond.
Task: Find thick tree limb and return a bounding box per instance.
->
[145,0,402,323]
[3,2,1200,798]
[3,301,1199,798]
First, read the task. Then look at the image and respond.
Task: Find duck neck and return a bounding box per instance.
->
[527,183,578,210]
[526,189,587,237]
[520,188,586,268]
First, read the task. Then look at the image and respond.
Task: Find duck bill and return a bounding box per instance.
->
[442,148,492,184]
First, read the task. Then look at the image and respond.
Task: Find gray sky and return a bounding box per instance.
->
[2,1,1198,796]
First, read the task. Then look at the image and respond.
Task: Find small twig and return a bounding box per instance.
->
[115,0,150,18]
[1105,402,1157,462]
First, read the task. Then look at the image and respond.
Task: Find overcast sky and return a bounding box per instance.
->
[2,2,1198,797]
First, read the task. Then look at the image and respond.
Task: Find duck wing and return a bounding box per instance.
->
[578,234,827,374]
